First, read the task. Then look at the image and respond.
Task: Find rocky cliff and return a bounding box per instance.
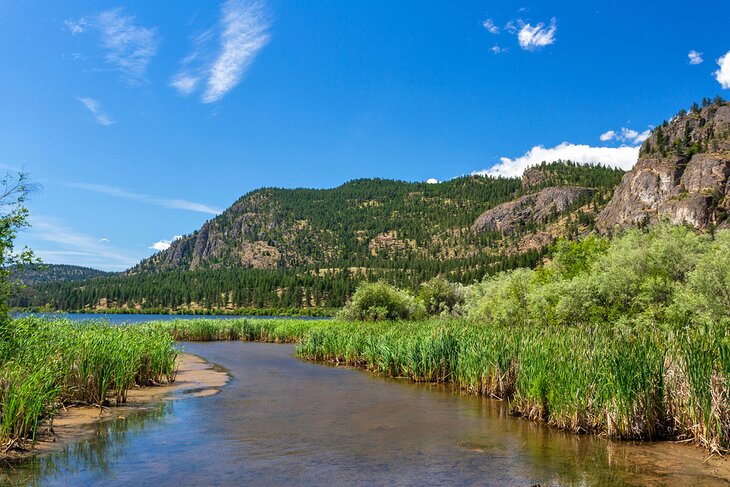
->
[473,186,595,234]
[597,99,730,231]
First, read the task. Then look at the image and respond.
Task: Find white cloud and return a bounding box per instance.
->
[474,142,640,178]
[59,181,222,215]
[504,20,518,34]
[621,128,638,141]
[688,50,703,65]
[633,129,652,143]
[600,126,652,144]
[150,240,172,251]
[482,19,500,34]
[27,216,139,271]
[172,0,270,103]
[491,45,508,55]
[78,97,114,126]
[426,178,439,184]
[64,18,88,35]
[66,9,158,84]
[517,18,557,51]
[169,73,200,95]
[99,238,110,242]
[599,130,616,142]
[715,50,730,89]
[149,235,183,252]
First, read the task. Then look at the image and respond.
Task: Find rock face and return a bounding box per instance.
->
[137,191,290,271]
[597,102,730,232]
[473,186,594,234]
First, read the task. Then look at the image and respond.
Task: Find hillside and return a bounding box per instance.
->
[135,161,622,273]
[16,161,624,312]
[11,264,110,286]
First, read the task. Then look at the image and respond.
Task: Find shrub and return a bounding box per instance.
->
[337,281,425,321]
[418,276,465,316]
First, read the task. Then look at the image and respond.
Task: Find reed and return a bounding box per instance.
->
[141,315,730,452]
[0,317,178,449]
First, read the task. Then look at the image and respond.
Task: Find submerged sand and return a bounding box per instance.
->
[14,353,229,458]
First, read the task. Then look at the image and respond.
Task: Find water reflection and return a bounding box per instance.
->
[2,342,727,486]
[1,403,171,486]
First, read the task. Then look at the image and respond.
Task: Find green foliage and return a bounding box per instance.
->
[17,162,626,313]
[417,276,465,316]
[336,281,425,321]
[465,224,718,327]
[0,318,178,447]
[0,173,38,325]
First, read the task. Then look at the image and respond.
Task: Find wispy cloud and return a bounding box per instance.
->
[482,19,500,34]
[716,50,730,89]
[491,45,508,55]
[64,18,88,35]
[474,142,640,178]
[78,97,114,126]
[599,127,651,144]
[28,215,140,271]
[516,18,557,51]
[65,8,159,84]
[60,181,222,215]
[688,50,703,65]
[171,0,270,103]
[599,130,616,142]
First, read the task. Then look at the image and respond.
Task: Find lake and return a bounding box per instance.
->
[3,339,728,486]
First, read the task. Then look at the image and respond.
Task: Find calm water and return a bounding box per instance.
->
[15,312,327,325]
[2,341,728,486]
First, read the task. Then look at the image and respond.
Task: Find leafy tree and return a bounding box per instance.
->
[337,281,425,321]
[0,173,37,324]
[418,276,465,316]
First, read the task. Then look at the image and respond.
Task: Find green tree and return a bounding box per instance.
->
[0,173,38,324]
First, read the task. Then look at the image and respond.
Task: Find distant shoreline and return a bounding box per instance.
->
[11,307,337,318]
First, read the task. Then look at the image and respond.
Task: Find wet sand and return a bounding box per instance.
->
[25,353,229,458]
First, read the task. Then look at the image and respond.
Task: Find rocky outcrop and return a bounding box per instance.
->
[597,103,730,231]
[521,166,554,190]
[473,186,594,234]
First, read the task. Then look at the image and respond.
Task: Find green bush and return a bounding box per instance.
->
[337,281,425,321]
[418,276,465,316]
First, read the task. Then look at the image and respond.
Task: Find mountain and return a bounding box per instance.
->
[135,162,623,274]
[16,161,623,312]
[597,96,730,231]
[12,264,111,285]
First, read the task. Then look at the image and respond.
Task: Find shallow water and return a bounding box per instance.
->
[3,342,728,486]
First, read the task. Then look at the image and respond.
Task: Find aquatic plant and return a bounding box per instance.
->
[0,317,178,449]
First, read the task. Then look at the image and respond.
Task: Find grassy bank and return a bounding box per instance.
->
[155,317,729,453]
[0,317,178,450]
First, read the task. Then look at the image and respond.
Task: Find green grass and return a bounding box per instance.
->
[154,317,729,453]
[0,317,178,449]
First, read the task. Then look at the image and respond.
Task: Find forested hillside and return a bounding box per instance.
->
[15,161,625,312]
[11,264,110,285]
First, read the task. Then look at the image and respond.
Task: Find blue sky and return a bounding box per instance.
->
[1,0,729,271]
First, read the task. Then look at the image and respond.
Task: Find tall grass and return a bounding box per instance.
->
[147,314,730,452]
[0,317,178,449]
[293,318,729,453]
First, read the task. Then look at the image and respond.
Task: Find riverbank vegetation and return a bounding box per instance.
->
[0,318,179,450]
[155,224,730,453]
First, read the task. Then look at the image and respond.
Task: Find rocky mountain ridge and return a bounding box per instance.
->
[597,98,730,231]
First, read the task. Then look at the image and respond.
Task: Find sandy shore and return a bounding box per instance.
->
[13,353,229,458]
